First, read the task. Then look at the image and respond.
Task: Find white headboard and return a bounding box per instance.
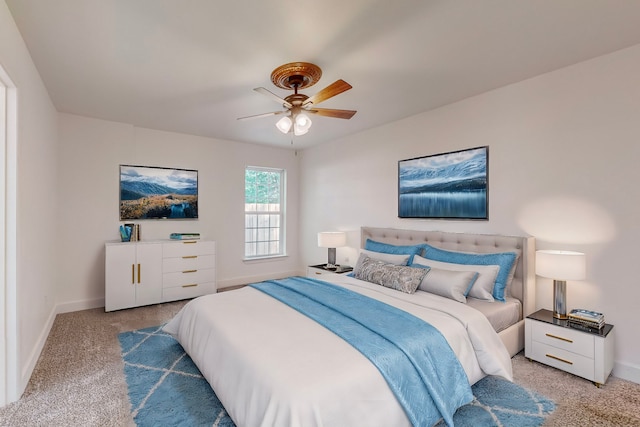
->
[361,227,536,317]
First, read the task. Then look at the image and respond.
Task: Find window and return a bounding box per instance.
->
[244,166,286,259]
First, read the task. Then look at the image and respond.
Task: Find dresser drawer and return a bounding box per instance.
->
[531,321,595,358]
[528,341,595,380]
[163,268,216,288]
[162,241,215,258]
[162,282,215,301]
[163,254,215,273]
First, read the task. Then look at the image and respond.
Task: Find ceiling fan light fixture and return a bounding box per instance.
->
[276,116,292,134]
[293,113,312,135]
[295,113,311,128]
[293,124,309,136]
[238,62,355,142]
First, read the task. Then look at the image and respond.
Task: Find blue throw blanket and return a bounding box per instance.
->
[250,277,473,427]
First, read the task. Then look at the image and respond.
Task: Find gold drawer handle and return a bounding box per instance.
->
[546,353,573,365]
[182,255,197,259]
[182,284,198,288]
[183,241,197,244]
[545,333,573,343]
[182,269,197,274]
[315,271,322,275]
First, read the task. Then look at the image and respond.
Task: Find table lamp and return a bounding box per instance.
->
[536,250,586,319]
[317,231,347,269]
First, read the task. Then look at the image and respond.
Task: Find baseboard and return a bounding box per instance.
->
[56,297,105,314]
[613,361,640,385]
[19,297,105,396]
[20,304,56,397]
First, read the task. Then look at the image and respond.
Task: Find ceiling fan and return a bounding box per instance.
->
[238,62,356,136]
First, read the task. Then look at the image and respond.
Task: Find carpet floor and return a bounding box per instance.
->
[0,299,639,426]
[119,325,554,427]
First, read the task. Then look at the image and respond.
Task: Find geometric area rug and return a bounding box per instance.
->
[119,325,555,427]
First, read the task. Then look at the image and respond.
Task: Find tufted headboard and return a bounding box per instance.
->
[361,226,536,317]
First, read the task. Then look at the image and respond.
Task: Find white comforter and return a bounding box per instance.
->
[163,275,512,427]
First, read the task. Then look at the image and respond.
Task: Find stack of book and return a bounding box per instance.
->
[568,308,605,331]
[170,232,200,240]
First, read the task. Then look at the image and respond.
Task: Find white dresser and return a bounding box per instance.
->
[105,239,216,311]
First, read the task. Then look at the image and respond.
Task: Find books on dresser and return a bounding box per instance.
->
[170,233,201,240]
[568,308,605,330]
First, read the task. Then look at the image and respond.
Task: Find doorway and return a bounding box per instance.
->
[0,63,18,406]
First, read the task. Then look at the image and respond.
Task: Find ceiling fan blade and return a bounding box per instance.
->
[307,108,357,120]
[254,87,293,108]
[237,110,287,121]
[303,79,352,107]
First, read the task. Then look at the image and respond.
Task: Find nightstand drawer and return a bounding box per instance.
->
[307,267,333,277]
[307,265,353,278]
[528,342,595,380]
[531,321,594,358]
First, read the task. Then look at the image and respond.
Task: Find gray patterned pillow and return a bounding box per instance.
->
[354,254,429,294]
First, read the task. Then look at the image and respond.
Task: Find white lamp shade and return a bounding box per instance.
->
[296,113,311,127]
[276,116,292,133]
[293,113,312,136]
[317,231,347,248]
[293,124,309,136]
[536,250,586,280]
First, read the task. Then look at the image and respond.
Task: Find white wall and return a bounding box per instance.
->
[0,1,59,401]
[299,44,640,383]
[56,114,301,312]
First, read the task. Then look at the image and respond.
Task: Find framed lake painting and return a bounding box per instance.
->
[398,146,488,220]
[119,165,198,220]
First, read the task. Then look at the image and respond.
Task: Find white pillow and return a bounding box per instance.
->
[413,265,478,303]
[359,249,411,266]
[412,254,500,302]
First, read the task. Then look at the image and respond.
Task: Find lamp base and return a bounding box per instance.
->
[327,247,337,269]
[553,279,567,319]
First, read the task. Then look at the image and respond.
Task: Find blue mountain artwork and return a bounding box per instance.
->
[399,148,487,218]
[120,180,197,201]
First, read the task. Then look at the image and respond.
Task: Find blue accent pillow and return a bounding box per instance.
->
[421,244,517,302]
[364,239,424,264]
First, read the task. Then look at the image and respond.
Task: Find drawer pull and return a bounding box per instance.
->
[315,271,322,275]
[183,241,197,244]
[545,353,573,365]
[182,269,197,274]
[182,255,197,259]
[545,333,573,343]
[182,284,198,288]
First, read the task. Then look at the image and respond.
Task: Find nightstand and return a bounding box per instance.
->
[525,309,615,387]
[307,264,353,278]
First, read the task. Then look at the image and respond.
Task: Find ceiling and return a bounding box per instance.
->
[7,1,640,150]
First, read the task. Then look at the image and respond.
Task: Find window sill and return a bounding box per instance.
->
[243,254,289,263]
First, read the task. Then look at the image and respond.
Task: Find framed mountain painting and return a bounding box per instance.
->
[398,146,488,220]
[119,165,198,220]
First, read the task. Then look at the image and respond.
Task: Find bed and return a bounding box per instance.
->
[360,227,536,357]
[163,227,535,427]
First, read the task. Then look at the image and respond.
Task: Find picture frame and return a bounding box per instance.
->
[119,165,198,220]
[398,146,488,220]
